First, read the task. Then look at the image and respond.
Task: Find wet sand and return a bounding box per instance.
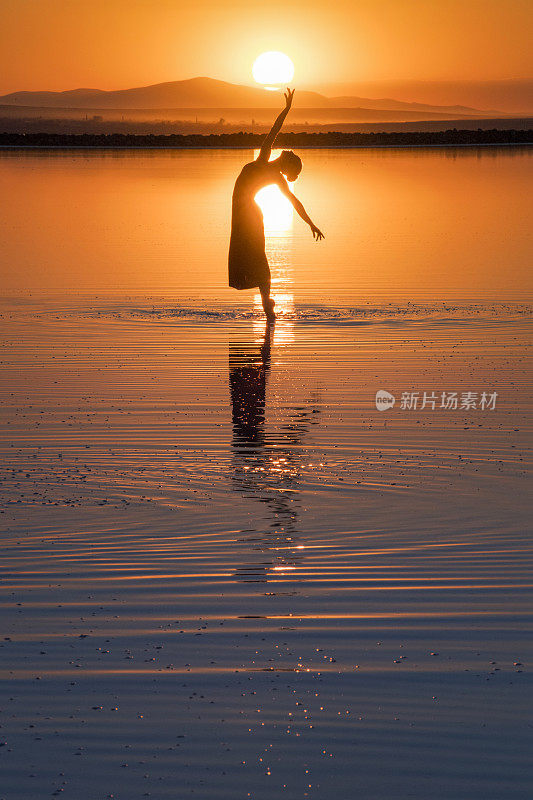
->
[0,297,531,799]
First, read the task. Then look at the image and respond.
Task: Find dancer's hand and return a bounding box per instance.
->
[284,88,295,109]
[310,224,325,241]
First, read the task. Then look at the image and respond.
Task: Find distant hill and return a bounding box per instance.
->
[328,96,485,115]
[314,79,533,115]
[0,76,503,117]
[0,78,327,109]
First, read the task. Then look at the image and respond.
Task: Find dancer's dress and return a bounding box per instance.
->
[228,161,271,290]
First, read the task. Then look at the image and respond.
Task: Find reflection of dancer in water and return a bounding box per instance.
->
[228,89,325,323]
[230,325,272,452]
[229,325,321,583]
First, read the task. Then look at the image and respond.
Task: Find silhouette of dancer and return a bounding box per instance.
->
[228,89,324,323]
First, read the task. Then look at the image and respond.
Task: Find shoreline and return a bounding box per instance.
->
[1,129,532,149]
[2,142,532,151]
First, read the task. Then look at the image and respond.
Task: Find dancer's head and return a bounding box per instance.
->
[279,150,302,182]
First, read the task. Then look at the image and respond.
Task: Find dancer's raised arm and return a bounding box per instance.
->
[257,88,295,162]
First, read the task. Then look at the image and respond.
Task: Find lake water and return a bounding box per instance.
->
[0,147,532,800]
[1,146,532,305]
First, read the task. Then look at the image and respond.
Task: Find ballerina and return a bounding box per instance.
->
[228,88,324,322]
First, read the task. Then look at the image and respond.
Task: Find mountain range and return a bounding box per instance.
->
[0,77,501,116]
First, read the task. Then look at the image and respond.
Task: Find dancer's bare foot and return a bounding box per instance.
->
[265,297,276,323]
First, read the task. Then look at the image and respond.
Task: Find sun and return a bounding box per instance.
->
[252,51,294,86]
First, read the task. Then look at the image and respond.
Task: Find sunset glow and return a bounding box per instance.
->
[1,1,531,100]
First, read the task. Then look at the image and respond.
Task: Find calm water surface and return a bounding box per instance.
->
[1,147,532,304]
[0,147,532,800]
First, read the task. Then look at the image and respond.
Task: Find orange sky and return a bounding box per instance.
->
[1,0,531,94]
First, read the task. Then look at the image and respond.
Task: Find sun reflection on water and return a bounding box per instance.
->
[253,149,294,235]
[253,313,294,346]
[255,186,294,233]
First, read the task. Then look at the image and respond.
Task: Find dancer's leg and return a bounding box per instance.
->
[260,281,276,322]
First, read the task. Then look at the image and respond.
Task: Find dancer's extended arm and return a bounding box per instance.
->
[276,176,325,240]
[257,89,294,162]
